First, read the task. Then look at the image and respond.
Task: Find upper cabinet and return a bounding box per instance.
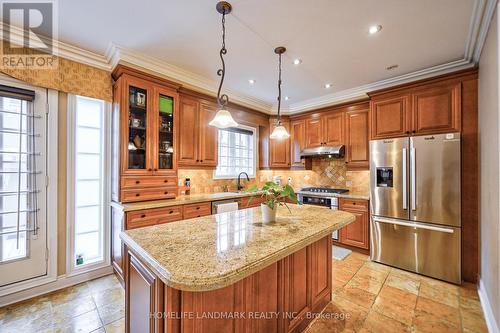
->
[290,119,306,168]
[323,112,345,146]
[345,108,369,170]
[178,95,218,168]
[269,119,291,168]
[304,111,345,148]
[370,95,411,139]
[370,80,462,139]
[112,66,179,203]
[411,82,461,135]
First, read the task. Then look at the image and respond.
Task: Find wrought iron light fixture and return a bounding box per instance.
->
[209,1,238,129]
[270,46,290,139]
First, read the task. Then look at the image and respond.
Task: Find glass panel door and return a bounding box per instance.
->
[157,94,174,170]
[127,85,148,171]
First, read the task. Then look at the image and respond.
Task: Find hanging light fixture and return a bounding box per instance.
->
[209,1,239,129]
[270,46,290,139]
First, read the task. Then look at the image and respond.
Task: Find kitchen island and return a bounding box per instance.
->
[120,205,355,333]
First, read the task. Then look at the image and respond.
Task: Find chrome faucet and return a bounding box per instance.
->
[237,172,250,191]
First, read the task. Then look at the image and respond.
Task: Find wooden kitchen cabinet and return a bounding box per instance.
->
[126,251,163,333]
[178,96,218,168]
[304,111,345,148]
[370,94,411,139]
[112,65,179,203]
[305,117,322,148]
[323,112,344,146]
[290,119,306,168]
[269,119,291,168]
[345,108,369,170]
[338,198,369,250]
[369,80,462,139]
[411,82,461,135]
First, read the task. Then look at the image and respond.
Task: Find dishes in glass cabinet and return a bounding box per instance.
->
[132,134,144,149]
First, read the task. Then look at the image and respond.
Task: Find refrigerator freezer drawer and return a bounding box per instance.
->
[370,216,461,284]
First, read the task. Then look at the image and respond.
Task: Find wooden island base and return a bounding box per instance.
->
[125,236,332,333]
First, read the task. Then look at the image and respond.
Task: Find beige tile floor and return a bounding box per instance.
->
[0,275,125,333]
[0,253,489,333]
[306,252,488,333]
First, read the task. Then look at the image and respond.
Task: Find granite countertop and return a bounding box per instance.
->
[117,191,260,212]
[120,205,355,292]
[296,190,370,200]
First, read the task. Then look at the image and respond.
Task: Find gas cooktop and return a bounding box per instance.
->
[300,187,349,194]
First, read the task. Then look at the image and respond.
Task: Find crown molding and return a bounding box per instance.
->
[0,22,111,71]
[283,58,475,114]
[0,0,495,115]
[105,44,273,113]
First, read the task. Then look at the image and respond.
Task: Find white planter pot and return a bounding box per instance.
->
[260,203,277,223]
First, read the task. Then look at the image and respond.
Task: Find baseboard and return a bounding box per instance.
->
[0,265,114,308]
[478,279,500,333]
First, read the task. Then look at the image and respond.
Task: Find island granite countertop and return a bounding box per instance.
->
[120,205,355,292]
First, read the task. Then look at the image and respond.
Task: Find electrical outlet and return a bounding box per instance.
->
[287,177,292,185]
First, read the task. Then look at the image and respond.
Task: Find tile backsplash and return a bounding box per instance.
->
[178,158,369,195]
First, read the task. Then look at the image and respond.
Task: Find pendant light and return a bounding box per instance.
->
[209,1,239,129]
[270,46,290,139]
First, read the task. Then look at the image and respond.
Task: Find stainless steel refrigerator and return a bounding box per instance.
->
[369,133,461,284]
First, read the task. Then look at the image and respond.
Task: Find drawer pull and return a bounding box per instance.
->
[196,207,200,210]
[164,180,168,183]
[135,193,140,197]
[353,202,356,205]
[141,214,146,218]
[169,210,174,214]
[135,180,140,184]
[164,191,169,195]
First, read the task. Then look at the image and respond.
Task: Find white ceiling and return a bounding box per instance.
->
[38,0,488,112]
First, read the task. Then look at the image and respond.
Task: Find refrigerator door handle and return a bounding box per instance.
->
[410,146,416,211]
[372,216,455,234]
[402,148,407,210]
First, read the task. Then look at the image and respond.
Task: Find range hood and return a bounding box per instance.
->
[300,145,345,158]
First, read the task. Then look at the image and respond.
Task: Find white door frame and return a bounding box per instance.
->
[0,74,58,297]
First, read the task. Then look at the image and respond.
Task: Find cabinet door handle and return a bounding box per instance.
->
[196,159,199,162]
[148,168,152,171]
[406,131,410,134]
[154,168,158,171]
[200,160,203,162]
[412,130,416,134]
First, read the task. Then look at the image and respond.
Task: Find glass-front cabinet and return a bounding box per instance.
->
[154,87,177,174]
[121,78,178,176]
[127,83,150,172]
[111,67,179,204]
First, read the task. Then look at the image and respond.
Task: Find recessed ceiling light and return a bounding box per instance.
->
[248,79,256,84]
[386,64,399,71]
[369,25,382,35]
[284,96,290,100]
[293,59,302,65]
[324,83,332,89]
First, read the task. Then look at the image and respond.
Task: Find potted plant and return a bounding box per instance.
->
[245,182,299,223]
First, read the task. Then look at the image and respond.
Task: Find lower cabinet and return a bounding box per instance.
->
[337,198,370,250]
[125,236,332,333]
[126,251,164,333]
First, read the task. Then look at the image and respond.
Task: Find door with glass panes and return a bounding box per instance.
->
[0,84,47,287]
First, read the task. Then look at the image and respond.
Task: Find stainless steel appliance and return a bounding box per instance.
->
[370,133,461,283]
[300,145,345,158]
[298,187,348,240]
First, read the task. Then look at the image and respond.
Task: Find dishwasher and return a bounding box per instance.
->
[211,200,239,214]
